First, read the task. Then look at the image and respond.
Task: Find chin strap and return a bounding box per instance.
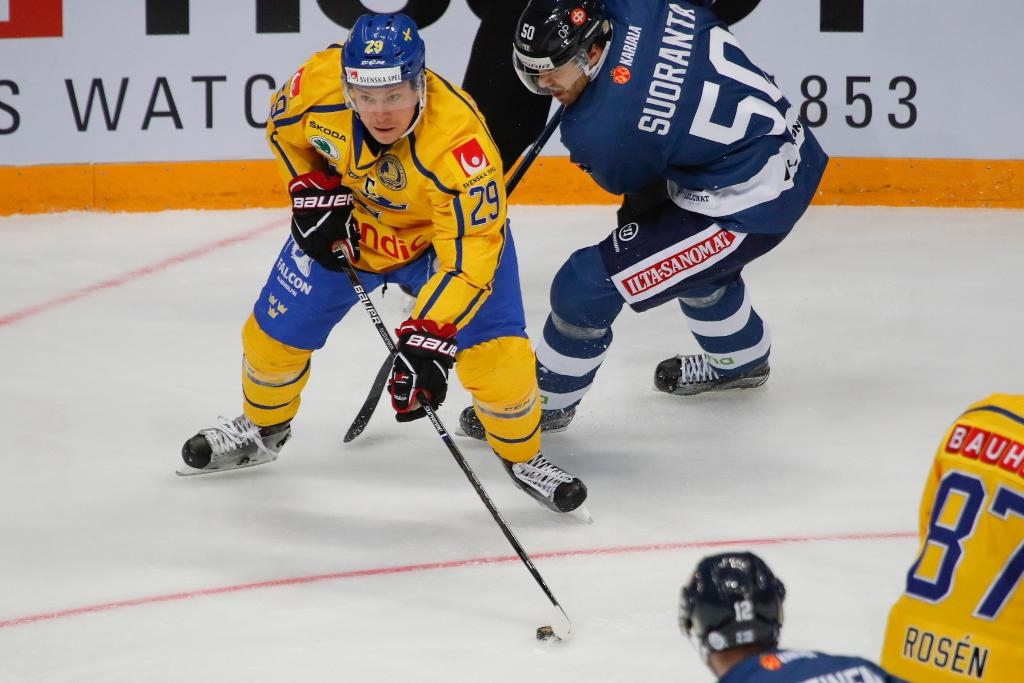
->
[397,76,428,141]
[583,25,613,81]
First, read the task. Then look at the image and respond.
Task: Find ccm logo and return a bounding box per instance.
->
[406,334,457,359]
[292,194,352,209]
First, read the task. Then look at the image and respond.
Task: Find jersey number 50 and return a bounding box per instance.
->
[905,471,1024,620]
[689,26,788,145]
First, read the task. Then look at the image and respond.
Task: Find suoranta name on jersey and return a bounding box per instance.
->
[638,4,695,136]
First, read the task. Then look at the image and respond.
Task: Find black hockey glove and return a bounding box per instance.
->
[288,171,359,271]
[389,319,458,423]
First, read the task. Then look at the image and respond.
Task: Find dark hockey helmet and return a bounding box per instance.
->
[678,552,786,661]
[342,13,427,123]
[512,0,612,95]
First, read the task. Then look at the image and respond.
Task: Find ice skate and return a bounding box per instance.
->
[502,452,587,514]
[457,405,576,441]
[653,354,769,396]
[178,415,291,476]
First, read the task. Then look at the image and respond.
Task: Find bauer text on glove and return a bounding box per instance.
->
[388,319,458,423]
[288,171,359,270]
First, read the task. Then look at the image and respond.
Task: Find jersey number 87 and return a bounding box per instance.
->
[905,470,1024,620]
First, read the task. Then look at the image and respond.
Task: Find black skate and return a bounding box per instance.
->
[457,405,576,441]
[502,453,587,513]
[653,354,769,396]
[178,415,291,476]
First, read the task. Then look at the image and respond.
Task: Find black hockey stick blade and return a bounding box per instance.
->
[343,352,393,443]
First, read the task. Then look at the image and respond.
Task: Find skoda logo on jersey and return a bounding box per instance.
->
[377,154,407,191]
[310,136,340,161]
[617,222,639,242]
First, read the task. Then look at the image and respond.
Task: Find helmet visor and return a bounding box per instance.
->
[513,47,588,97]
[344,79,423,113]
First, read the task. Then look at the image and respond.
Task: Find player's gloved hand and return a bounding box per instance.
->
[389,319,458,423]
[288,171,359,271]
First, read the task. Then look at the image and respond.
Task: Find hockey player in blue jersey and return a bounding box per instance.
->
[680,552,906,683]
[458,0,827,439]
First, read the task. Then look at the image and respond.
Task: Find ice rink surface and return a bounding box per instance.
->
[1,204,1022,681]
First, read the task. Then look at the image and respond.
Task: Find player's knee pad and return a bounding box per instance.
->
[241,313,312,425]
[550,245,622,329]
[456,336,541,463]
[679,283,729,308]
[549,311,608,341]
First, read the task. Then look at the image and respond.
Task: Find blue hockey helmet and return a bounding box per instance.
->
[513,0,612,96]
[342,13,427,129]
[678,552,786,661]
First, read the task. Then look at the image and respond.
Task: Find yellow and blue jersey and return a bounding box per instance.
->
[881,394,1024,682]
[266,44,507,332]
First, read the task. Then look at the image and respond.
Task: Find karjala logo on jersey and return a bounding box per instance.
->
[452,138,490,177]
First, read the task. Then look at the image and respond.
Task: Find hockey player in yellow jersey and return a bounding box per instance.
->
[178,13,587,514]
[881,394,1024,681]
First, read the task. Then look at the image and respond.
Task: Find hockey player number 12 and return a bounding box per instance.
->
[905,471,1024,619]
[689,26,788,145]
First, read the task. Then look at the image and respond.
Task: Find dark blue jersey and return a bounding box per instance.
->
[560,0,827,234]
[720,649,907,683]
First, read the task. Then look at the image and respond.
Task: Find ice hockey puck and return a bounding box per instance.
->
[535,625,556,641]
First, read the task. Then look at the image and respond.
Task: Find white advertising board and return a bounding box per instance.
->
[1,0,1022,165]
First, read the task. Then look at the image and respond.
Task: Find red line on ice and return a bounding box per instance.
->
[0,220,284,328]
[0,530,915,630]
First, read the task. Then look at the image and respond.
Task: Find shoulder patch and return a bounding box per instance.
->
[289,67,305,97]
[451,138,491,177]
[271,90,288,119]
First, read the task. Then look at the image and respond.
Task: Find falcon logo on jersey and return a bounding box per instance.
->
[452,138,491,177]
[289,240,313,277]
[289,67,304,97]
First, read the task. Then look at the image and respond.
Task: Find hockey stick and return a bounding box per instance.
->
[334,247,573,640]
[343,105,566,443]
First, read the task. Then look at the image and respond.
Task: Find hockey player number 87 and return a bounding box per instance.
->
[905,471,1024,620]
[689,26,787,146]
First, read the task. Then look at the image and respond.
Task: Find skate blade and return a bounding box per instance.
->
[175,453,277,476]
[565,504,594,524]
